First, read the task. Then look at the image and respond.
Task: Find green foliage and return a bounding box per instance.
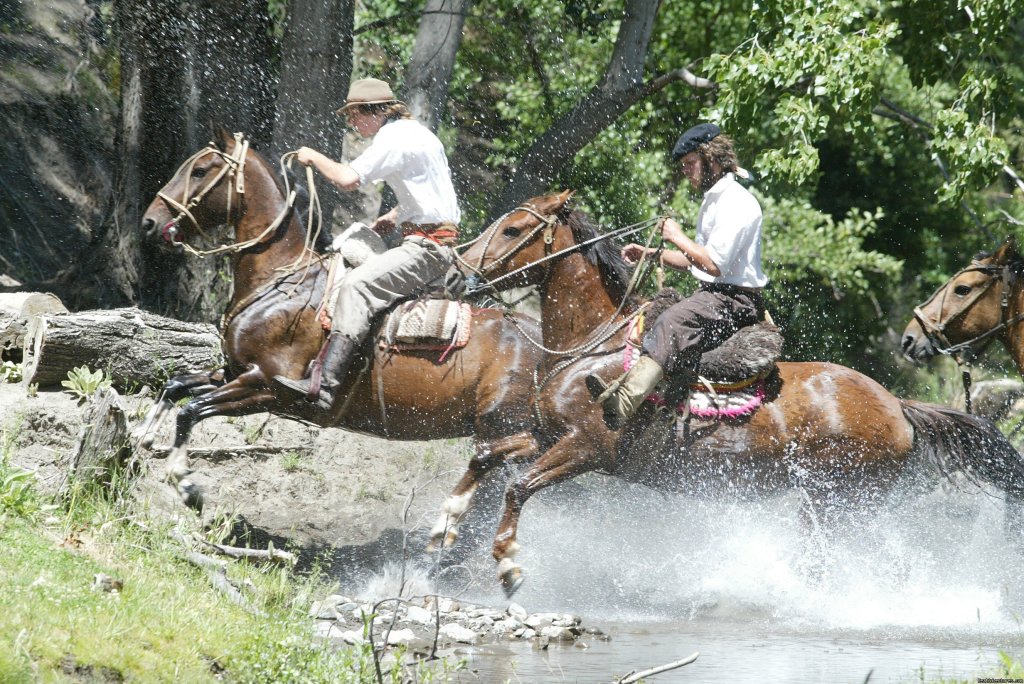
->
[0,361,22,383]
[61,365,112,403]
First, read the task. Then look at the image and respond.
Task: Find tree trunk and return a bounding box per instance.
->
[109,0,274,324]
[272,0,356,230]
[0,292,69,361]
[60,387,130,498]
[492,0,670,214]
[23,308,221,389]
[403,0,472,132]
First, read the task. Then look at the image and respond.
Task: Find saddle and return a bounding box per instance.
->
[318,223,473,360]
[627,289,783,420]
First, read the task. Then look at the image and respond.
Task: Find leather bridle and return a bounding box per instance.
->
[912,261,1024,362]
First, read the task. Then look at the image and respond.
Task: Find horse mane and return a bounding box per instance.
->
[249,146,331,254]
[565,210,634,304]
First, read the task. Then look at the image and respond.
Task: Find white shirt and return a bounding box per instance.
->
[349,119,462,226]
[692,173,768,288]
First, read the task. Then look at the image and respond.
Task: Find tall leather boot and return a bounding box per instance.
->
[274,333,359,411]
[585,355,664,430]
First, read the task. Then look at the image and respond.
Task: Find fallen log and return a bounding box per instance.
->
[23,307,221,389]
[0,291,68,358]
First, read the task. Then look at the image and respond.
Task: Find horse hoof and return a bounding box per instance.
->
[177,478,204,511]
[426,529,458,553]
[500,568,524,598]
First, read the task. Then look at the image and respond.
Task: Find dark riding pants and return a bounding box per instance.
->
[642,284,765,376]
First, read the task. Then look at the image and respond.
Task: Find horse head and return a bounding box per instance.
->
[142,130,255,252]
[903,235,1022,363]
[461,190,576,293]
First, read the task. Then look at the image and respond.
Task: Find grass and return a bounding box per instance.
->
[0,434,459,682]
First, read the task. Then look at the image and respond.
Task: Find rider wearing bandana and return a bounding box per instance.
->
[275,78,461,411]
[588,123,768,429]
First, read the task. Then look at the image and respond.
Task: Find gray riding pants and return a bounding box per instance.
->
[330,236,454,341]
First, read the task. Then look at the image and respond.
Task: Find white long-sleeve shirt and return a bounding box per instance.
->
[349,119,461,226]
[692,173,768,288]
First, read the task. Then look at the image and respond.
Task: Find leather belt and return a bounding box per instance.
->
[400,221,459,246]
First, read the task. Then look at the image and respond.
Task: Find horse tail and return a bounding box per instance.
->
[901,399,1024,498]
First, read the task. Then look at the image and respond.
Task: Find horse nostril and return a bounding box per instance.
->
[142,217,156,235]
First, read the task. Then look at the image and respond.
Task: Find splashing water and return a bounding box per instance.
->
[482,474,1024,640]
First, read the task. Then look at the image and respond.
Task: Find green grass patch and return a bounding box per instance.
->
[0,451,458,682]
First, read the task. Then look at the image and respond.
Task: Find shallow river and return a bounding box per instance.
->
[419,475,1024,683]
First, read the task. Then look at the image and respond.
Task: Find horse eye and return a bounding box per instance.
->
[191,167,208,178]
[502,226,522,238]
[953,284,971,296]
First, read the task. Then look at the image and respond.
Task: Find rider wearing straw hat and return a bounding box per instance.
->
[587,123,767,429]
[275,77,461,411]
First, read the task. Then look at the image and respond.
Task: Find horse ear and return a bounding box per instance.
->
[209,124,233,150]
[995,235,1017,263]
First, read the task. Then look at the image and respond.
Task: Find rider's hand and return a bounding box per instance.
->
[621,243,648,265]
[296,147,318,167]
[659,217,684,242]
[370,213,396,236]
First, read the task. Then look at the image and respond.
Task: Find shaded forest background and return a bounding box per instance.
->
[1,0,1022,388]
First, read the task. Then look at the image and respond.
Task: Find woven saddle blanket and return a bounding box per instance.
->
[379,298,473,354]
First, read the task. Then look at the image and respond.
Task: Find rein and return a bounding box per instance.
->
[461,206,665,357]
[156,133,323,263]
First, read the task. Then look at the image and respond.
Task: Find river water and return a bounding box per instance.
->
[434,475,1024,683]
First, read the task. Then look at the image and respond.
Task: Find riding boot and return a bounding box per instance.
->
[273,333,360,411]
[585,355,664,430]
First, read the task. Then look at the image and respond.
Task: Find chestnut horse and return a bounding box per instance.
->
[902,236,1024,376]
[136,131,541,550]
[460,191,1024,595]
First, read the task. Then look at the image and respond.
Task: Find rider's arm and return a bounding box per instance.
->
[660,218,721,277]
[296,147,361,191]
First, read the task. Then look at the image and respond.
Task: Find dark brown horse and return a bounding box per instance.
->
[902,236,1024,375]
[136,131,542,549]
[460,191,1024,595]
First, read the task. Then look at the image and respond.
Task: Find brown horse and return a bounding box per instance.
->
[902,236,1024,375]
[459,191,1024,595]
[136,131,542,550]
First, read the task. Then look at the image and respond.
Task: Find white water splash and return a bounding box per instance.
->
[477,474,1024,640]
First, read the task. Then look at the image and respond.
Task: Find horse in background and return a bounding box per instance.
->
[903,236,1024,376]
[459,191,1024,595]
[136,131,543,552]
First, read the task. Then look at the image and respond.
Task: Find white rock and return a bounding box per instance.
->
[312,620,342,638]
[491,619,519,635]
[384,628,417,646]
[507,602,528,621]
[540,625,576,641]
[524,615,547,629]
[518,628,536,640]
[339,630,364,645]
[439,623,478,644]
[404,605,434,625]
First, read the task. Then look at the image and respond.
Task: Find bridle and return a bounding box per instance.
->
[912,261,1024,361]
[458,205,665,358]
[156,132,316,259]
[913,259,1024,413]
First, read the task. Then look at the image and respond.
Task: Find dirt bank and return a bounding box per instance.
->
[0,381,503,584]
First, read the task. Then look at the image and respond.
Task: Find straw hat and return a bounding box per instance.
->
[335,78,402,115]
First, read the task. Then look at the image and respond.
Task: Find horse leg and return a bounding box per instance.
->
[131,370,225,449]
[427,431,539,551]
[165,368,275,509]
[491,432,596,597]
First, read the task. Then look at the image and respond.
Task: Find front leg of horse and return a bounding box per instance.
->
[164,369,275,510]
[131,370,225,449]
[427,431,539,552]
[491,433,595,597]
